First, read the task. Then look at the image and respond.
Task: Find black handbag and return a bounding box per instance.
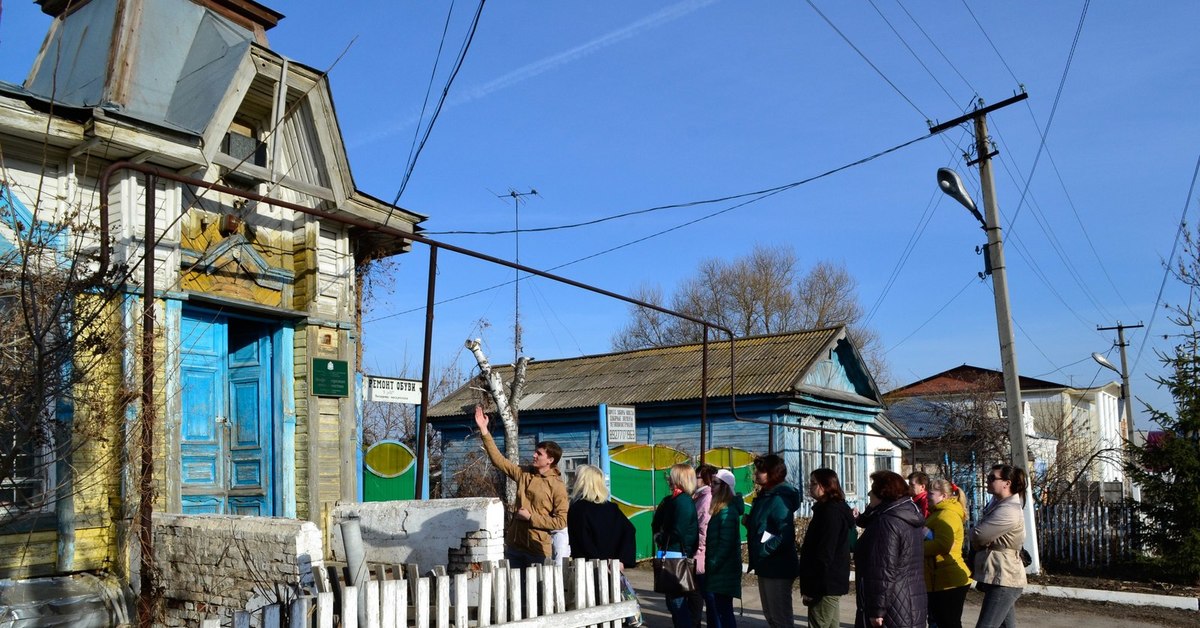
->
[652,534,697,596]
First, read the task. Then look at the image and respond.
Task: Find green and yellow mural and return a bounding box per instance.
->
[609,444,758,560]
[363,441,417,502]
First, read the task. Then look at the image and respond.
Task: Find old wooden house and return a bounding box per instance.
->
[429,326,910,558]
[0,0,423,589]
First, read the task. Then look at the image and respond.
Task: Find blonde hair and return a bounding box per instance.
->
[669,463,697,495]
[571,464,610,503]
[709,478,735,515]
[928,478,966,522]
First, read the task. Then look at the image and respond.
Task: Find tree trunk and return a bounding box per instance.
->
[465,339,530,506]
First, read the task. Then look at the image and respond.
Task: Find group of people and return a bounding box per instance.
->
[473,406,1031,628]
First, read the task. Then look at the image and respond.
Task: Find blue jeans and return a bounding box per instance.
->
[666,594,694,628]
[975,583,1021,628]
[711,593,737,628]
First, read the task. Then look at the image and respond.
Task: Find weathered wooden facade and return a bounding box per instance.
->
[0,0,423,584]
[429,327,909,511]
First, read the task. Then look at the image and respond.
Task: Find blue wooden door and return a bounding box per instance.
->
[180,310,274,515]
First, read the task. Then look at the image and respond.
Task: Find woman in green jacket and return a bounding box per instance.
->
[923,478,971,628]
[744,454,800,628]
[705,469,743,628]
[652,463,699,628]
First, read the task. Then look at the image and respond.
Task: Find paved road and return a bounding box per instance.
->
[622,568,1168,628]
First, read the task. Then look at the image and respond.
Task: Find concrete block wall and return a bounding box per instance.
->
[153,513,323,626]
[330,498,504,573]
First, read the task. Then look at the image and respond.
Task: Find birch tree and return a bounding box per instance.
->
[465,338,530,505]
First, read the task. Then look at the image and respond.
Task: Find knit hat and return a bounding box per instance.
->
[715,468,737,489]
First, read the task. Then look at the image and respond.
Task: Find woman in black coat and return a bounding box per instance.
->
[799,468,854,628]
[567,464,637,567]
[854,471,927,628]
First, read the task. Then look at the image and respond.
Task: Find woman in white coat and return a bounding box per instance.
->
[970,464,1028,628]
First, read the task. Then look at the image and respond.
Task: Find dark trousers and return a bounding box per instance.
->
[711,594,737,628]
[927,586,970,628]
[688,574,717,627]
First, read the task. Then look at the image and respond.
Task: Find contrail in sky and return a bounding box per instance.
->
[350,0,719,148]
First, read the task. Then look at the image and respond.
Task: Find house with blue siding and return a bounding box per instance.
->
[429,326,910,516]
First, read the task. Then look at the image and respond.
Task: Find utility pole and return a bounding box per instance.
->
[500,189,537,363]
[1097,322,1142,445]
[1097,321,1143,498]
[932,92,1041,574]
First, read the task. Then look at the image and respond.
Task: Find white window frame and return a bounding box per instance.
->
[841,434,857,496]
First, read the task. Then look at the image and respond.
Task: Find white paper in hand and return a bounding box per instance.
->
[760,530,776,544]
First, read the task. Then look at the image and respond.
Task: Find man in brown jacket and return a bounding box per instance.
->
[474,405,569,568]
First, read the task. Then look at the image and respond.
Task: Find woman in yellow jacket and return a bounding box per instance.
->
[923,478,971,628]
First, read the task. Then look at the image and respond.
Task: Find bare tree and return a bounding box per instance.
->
[0,170,128,528]
[465,338,529,505]
[611,244,891,386]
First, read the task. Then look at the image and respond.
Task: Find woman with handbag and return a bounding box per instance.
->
[923,479,971,628]
[798,468,853,628]
[970,465,1028,628]
[704,469,742,628]
[745,454,800,628]
[652,463,700,628]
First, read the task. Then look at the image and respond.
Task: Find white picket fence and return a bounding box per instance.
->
[201,559,637,628]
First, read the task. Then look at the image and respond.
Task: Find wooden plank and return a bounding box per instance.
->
[233,610,250,628]
[524,566,539,619]
[382,580,399,628]
[343,586,359,628]
[262,604,281,628]
[316,592,335,628]
[571,559,587,611]
[397,574,410,628]
[454,572,469,628]
[479,570,494,627]
[290,597,310,628]
[494,563,509,624]
[608,561,622,628]
[436,574,451,628]
[366,581,381,628]
[554,564,567,614]
[584,561,596,609]
[407,564,423,602]
[540,565,555,617]
[415,574,431,628]
[490,600,639,628]
[508,565,523,622]
[201,618,220,628]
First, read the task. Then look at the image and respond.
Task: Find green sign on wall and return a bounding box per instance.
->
[312,358,349,397]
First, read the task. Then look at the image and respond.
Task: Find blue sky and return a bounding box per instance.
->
[2,1,1197,428]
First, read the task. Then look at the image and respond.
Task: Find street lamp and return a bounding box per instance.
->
[938,160,1041,574]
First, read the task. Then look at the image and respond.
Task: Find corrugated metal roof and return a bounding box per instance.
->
[429,327,846,418]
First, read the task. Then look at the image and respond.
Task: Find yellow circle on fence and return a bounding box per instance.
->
[364,441,414,478]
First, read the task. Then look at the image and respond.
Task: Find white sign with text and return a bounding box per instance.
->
[365,376,422,404]
[606,405,637,443]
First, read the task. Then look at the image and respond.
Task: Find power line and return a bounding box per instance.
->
[865,0,958,106]
[1133,151,1200,376]
[402,1,458,189]
[884,275,977,354]
[426,133,935,236]
[804,0,929,121]
[391,0,487,206]
[1003,0,1091,234]
[958,0,1020,84]
[892,0,976,96]
[366,132,938,323]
